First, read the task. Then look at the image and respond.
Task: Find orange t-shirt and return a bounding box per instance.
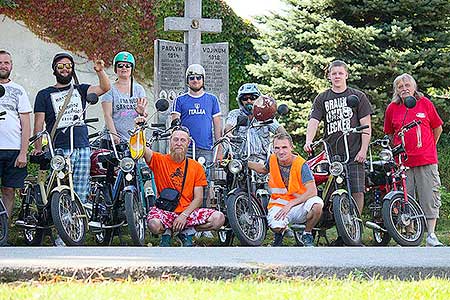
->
[148,152,207,213]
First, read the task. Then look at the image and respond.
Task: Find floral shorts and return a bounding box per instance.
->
[147,207,217,229]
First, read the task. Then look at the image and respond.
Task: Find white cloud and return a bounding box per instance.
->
[224,0,284,19]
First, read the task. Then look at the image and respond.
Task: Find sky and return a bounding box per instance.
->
[224,0,285,20]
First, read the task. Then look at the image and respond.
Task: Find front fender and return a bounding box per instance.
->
[227,187,245,197]
[330,189,348,197]
[383,190,420,205]
[51,185,80,202]
[123,185,138,196]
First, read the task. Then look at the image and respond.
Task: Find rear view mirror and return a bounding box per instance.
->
[155,98,170,112]
[404,96,417,109]
[0,85,5,98]
[277,104,289,116]
[237,115,249,127]
[86,93,99,105]
[347,95,360,108]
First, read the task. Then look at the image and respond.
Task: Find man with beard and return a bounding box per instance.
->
[0,50,32,227]
[140,124,225,247]
[33,53,110,227]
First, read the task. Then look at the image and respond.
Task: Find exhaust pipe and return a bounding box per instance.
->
[365,221,387,232]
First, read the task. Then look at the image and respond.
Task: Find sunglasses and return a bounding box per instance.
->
[56,63,73,70]
[188,75,203,81]
[172,125,191,136]
[117,63,132,69]
[240,94,259,101]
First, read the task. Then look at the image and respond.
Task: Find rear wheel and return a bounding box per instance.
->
[124,191,145,246]
[0,202,7,246]
[20,184,45,246]
[382,194,425,246]
[51,190,87,246]
[332,193,363,246]
[227,191,267,246]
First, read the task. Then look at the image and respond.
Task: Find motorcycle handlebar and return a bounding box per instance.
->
[402,120,421,132]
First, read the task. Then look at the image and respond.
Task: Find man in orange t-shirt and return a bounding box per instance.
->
[142,125,225,246]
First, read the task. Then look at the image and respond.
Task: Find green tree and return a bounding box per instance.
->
[249,0,450,142]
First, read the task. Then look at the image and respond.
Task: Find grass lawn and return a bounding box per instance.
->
[1,277,450,300]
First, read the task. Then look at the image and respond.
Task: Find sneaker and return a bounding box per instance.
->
[195,230,214,239]
[284,228,294,238]
[178,233,194,247]
[301,233,315,247]
[54,235,66,247]
[160,234,172,247]
[272,232,284,247]
[426,233,444,247]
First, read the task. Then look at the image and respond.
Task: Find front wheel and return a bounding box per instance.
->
[226,191,267,246]
[124,191,145,246]
[217,228,234,246]
[50,190,87,246]
[332,193,363,246]
[382,194,425,246]
[372,229,391,246]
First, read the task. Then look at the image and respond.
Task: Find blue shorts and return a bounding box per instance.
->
[0,150,27,188]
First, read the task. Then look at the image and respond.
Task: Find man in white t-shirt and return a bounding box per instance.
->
[0,50,32,221]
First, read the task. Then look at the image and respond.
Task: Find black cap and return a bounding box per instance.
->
[52,52,75,70]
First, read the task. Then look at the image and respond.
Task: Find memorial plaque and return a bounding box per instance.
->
[201,42,229,115]
[154,39,187,109]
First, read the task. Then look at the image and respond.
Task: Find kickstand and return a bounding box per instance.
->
[317,229,330,246]
[117,228,126,246]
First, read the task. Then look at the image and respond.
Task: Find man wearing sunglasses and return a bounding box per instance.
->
[171,64,222,164]
[32,53,110,245]
[225,83,286,162]
[0,50,32,231]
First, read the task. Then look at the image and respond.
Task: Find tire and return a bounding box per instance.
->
[21,185,45,246]
[94,229,114,246]
[382,194,425,246]
[226,191,267,246]
[23,228,45,246]
[332,193,363,246]
[92,188,114,246]
[50,189,87,246]
[217,228,234,246]
[124,191,145,246]
[372,229,391,246]
[0,205,7,246]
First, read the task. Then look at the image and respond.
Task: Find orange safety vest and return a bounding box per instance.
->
[268,154,307,209]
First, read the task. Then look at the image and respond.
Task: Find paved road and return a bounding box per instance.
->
[1,247,450,281]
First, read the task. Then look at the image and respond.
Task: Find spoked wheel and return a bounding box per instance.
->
[332,193,363,246]
[226,191,267,246]
[217,228,234,246]
[51,190,87,246]
[0,202,7,246]
[382,194,425,246]
[124,191,145,246]
[372,229,391,246]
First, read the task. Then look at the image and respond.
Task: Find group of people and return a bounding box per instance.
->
[0,48,444,247]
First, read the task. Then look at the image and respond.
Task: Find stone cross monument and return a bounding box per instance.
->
[164,0,222,65]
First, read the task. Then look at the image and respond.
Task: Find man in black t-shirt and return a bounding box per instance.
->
[33,53,110,210]
[304,60,372,216]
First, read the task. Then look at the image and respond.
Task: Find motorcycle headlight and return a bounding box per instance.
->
[120,157,135,173]
[330,161,343,177]
[50,155,65,171]
[228,159,243,174]
[380,149,393,162]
